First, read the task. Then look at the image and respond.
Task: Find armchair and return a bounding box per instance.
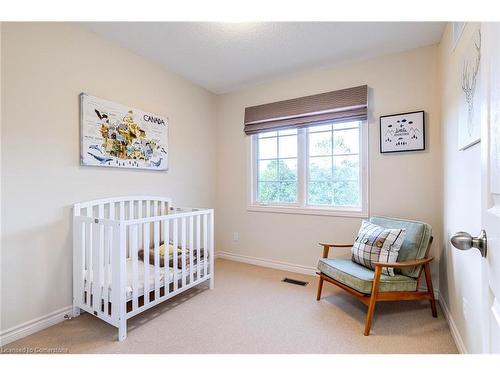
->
[316,216,437,336]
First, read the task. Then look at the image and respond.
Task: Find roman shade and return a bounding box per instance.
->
[244,85,368,135]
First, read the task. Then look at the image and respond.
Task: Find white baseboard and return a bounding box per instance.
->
[439,295,468,354]
[0,305,73,347]
[216,251,317,276]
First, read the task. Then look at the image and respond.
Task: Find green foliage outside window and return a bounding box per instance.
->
[257,129,360,207]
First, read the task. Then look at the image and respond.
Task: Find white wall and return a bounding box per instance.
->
[215,46,442,278]
[0,23,217,332]
[439,22,483,353]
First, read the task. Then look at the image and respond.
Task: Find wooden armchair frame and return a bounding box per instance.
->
[316,237,436,336]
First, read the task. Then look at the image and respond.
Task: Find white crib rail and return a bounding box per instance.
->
[122,208,214,319]
[74,196,172,221]
[73,197,214,340]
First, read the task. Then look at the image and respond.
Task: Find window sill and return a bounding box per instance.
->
[247,204,368,218]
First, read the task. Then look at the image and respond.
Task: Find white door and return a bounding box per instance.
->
[480,22,500,353]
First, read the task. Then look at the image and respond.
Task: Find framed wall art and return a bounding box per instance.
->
[80,93,169,171]
[380,111,425,153]
[458,27,481,150]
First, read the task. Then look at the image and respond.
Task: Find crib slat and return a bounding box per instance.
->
[73,218,84,309]
[79,220,86,306]
[173,219,178,291]
[107,203,115,313]
[153,221,160,300]
[146,200,151,219]
[84,206,93,307]
[143,222,150,305]
[129,200,134,220]
[109,203,115,220]
[103,226,111,316]
[98,206,105,312]
[203,214,208,278]
[111,224,124,323]
[85,221,92,307]
[92,222,102,312]
[196,214,201,281]
[119,201,125,221]
[181,217,187,288]
[131,225,139,311]
[154,200,159,217]
[107,203,114,302]
[128,202,134,259]
[163,219,170,292]
[119,201,126,257]
[189,215,194,285]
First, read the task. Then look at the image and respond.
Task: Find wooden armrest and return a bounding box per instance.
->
[373,257,433,268]
[318,242,353,248]
[319,243,353,258]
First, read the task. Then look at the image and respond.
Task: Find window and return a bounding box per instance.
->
[249,120,368,217]
[256,129,298,204]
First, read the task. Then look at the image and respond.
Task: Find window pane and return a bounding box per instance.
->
[334,121,360,130]
[258,137,277,159]
[308,181,333,205]
[278,129,297,136]
[309,156,332,180]
[333,180,360,206]
[258,181,279,202]
[334,128,359,154]
[278,135,297,158]
[309,131,332,156]
[278,159,297,180]
[259,159,278,181]
[258,131,277,138]
[279,181,297,202]
[333,155,359,180]
[308,123,332,133]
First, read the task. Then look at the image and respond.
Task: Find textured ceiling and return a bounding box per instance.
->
[84,22,446,94]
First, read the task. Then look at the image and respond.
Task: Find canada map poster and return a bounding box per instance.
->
[80,93,168,171]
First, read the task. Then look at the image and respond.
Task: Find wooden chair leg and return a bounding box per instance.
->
[424,263,438,318]
[316,276,324,301]
[364,266,382,336]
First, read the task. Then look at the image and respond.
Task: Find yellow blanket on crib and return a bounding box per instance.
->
[158,243,184,257]
[159,243,204,256]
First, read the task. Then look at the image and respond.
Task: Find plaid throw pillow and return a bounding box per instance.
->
[351,220,406,276]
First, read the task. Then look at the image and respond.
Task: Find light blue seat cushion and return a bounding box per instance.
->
[318,258,418,294]
[369,216,432,278]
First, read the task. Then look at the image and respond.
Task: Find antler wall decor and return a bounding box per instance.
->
[461,30,481,136]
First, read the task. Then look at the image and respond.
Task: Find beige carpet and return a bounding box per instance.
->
[2,259,457,354]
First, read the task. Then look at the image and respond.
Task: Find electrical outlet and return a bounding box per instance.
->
[233,232,239,241]
[462,297,468,321]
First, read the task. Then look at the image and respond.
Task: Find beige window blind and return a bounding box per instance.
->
[244,85,368,135]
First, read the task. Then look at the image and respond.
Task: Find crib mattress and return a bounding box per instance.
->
[84,258,206,301]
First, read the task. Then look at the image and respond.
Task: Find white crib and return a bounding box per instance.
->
[72,196,214,341]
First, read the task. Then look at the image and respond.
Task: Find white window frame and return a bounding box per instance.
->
[247,121,369,218]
